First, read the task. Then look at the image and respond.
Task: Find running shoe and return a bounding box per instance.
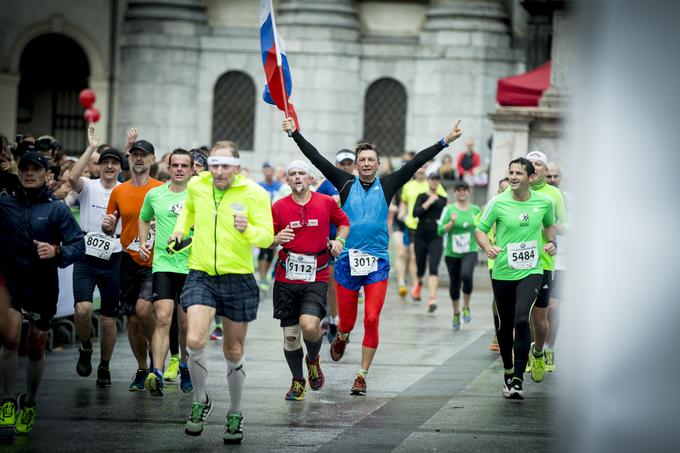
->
[506,378,524,400]
[76,345,93,377]
[350,375,366,396]
[306,355,325,391]
[14,394,36,435]
[462,307,472,323]
[326,323,337,344]
[145,369,164,396]
[398,285,408,297]
[526,343,534,372]
[164,355,180,382]
[427,299,437,313]
[258,280,269,292]
[330,333,348,361]
[285,378,306,401]
[210,326,223,341]
[452,314,461,331]
[223,412,244,444]
[411,283,422,301]
[545,348,556,372]
[489,338,500,353]
[530,346,546,383]
[501,374,514,399]
[179,363,193,393]
[129,368,148,391]
[96,366,112,387]
[185,396,213,436]
[0,398,17,427]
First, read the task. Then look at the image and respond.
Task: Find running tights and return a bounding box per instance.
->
[414,235,443,278]
[444,254,477,300]
[336,280,389,348]
[491,274,542,380]
[169,305,179,356]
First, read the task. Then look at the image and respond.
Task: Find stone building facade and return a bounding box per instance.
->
[1,0,532,169]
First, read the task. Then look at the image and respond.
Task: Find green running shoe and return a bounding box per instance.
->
[452,314,461,331]
[285,378,306,401]
[530,346,546,383]
[145,369,164,397]
[185,397,213,436]
[14,394,36,435]
[462,307,472,323]
[223,412,244,444]
[525,343,534,372]
[0,398,17,427]
[164,355,180,382]
[545,348,556,372]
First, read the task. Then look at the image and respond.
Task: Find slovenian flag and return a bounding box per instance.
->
[259,0,299,129]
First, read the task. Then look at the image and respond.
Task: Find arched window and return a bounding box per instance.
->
[362,78,407,156]
[17,33,90,154]
[212,71,256,150]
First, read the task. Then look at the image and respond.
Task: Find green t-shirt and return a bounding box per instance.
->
[531,180,567,271]
[438,203,481,257]
[140,183,190,274]
[477,190,555,281]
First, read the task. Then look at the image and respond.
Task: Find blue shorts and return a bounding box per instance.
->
[181,270,260,323]
[334,254,390,292]
[403,228,416,246]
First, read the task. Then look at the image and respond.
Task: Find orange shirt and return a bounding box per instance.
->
[106,178,162,266]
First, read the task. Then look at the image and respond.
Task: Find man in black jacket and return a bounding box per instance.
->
[0,151,84,435]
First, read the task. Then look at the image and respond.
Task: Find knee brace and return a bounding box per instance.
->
[282,325,302,351]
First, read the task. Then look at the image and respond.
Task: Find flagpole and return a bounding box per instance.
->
[270,0,292,134]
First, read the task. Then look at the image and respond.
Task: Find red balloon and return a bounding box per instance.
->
[79,89,96,108]
[84,107,101,123]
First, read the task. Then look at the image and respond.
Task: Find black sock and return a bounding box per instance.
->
[99,360,110,369]
[284,348,304,379]
[82,339,92,350]
[304,337,323,362]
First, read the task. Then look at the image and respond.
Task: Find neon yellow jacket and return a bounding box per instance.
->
[174,172,273,275]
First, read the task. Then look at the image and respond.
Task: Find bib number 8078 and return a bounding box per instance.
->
[86,236,111,251]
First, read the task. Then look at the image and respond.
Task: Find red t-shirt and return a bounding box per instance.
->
[272,191,349,284]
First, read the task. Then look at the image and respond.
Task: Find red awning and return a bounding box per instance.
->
[496,61,551,107]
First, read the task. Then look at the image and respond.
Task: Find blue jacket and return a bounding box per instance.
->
[0,185,84,281]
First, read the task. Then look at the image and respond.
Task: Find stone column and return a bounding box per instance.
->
[0,73,20,140]
[487,108,532,199]
[116,0,207,155]
[539,10,575,108]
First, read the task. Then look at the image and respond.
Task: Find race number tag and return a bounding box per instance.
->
[349,249,378,276]
[507,240,539,270]
[452,233,471,254]
[85,232,115,260]
[285,252,317,282]
[127,230,155,253]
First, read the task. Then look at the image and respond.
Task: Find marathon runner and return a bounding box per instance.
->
[102,135,162,390]
[282,116,462,395]
[271,160,349,401]
[438,180,481,328]
[138,148,193,396]
[475,157,557,400]
[69,127,122,387]
[169,141,273,443]
[0,151,84,434]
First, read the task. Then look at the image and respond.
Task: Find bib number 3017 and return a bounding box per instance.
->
[349,249,378,276]
[285,252,317,282]
[507,240,538,270]
[85,232,115,260]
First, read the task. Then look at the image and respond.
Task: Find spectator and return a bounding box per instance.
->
[439,154,457,181]
[456,139,480,180]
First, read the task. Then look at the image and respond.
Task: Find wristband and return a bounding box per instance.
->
[438,138,449,148]
[548,239,557,249]
[337,237,346,246]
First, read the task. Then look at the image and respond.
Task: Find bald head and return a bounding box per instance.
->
[547,162,562,188]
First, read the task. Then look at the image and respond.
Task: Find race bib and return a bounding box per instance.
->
[126,230,155,253]
[285,252,317,282]
[85,232,115,260]
[507,240,539,270]
[349,249,378,276]
[452,233,471,254]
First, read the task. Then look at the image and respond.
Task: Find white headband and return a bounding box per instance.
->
[286,160,311,176]
[207,156,240,166]
[526,150,548,167]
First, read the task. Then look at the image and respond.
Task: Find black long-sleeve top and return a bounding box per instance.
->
[291,130,446,205]
[413,192,447,238]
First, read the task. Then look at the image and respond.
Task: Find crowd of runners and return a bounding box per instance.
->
[0,117,568,441]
